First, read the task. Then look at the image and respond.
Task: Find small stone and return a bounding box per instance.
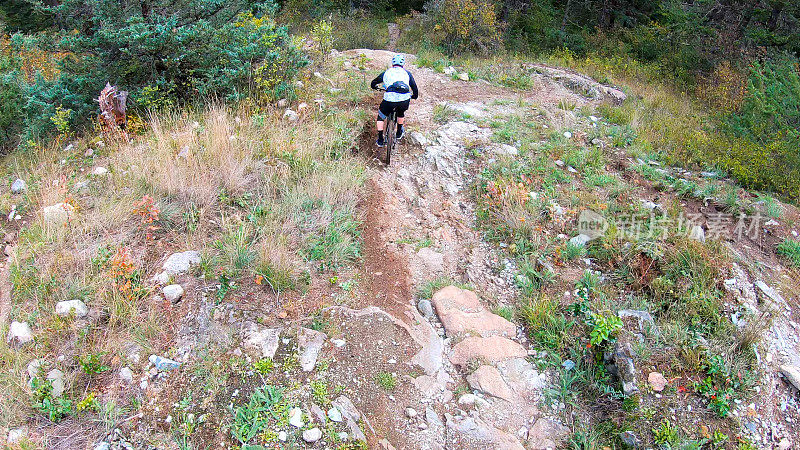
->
[94,443,110,450]
[490,143,518,156]
[283,109,299,121]
[119,367,133,383]
[11,179,26,194]
[457,394,487,408]
[756,281,785,303]
[277,99,288,108]
[328,406,343,422]
[92,167,109,176]
[409,131,428,146]
[7,427,27,443]
[405,407,418,418]
[55,299,89,318]
[298,327,327,372]
[528,418,569,449]
[139,379,148,389]
[7,321,33,346]
[589,115,598,122]
[648,372,667,392]
[457,72,469,81]
[289,407,304,428]
[162,284,184,303]
[779,365,800,391]
[153,271,170,285]
[47,369,65,397]
[162,251,201,275]
[241,323,281,358]
[303,427,322,443]
[778,439,792,450]
[148,355,180,371]
[640,200,658,210]
[555,159,565,167]
[563,131,572,139]
[42,203,76,226]
[417,299,434,319]
[332,339,346,348]
[689,225,705,243]
[569,234,591,247]
[619,430,639,448]
[27,359,44,380]
[277,430,287,441]
[84,148,94,157]
[426,407,442,427]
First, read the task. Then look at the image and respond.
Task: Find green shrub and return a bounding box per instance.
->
[777,239,800,267]
[79,352,110,375]
[14,0,307,143]
[428,0,502,55]
[31,377,72,422]
[0,48,25,150]
[376,372,397,391]
[519,296,572,352]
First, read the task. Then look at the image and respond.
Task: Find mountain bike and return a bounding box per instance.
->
[375,87,399,165]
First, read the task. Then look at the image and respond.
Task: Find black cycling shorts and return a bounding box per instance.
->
[378,99,410,120]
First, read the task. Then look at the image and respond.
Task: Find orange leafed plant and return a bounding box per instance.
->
[108,247,137,301]
[133,195,160,239]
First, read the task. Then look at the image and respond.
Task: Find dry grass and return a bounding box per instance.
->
[0,53,372,440]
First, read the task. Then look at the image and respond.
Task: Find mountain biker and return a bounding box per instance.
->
[370,53,419,147]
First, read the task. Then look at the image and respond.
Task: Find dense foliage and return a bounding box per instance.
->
[0,0,306,150]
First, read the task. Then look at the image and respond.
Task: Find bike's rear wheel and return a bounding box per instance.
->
[384,114,396,165]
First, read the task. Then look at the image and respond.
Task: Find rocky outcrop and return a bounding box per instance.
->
[298,327,327,372]
[240,322,281,359]
[431,286,516,338]
[466,365,515,401]
[449,336,527,367]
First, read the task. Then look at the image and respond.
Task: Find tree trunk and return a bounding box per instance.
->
[768,1,785,31]
[561,0,573,33]
[599,0,611,29]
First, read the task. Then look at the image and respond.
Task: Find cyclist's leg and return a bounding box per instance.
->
[395,100,410,138]
[376,101,392,146]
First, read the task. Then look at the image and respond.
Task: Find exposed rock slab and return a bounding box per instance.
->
[449,336,527,367]
[446,414,524,450]
[241,323,281,359]
[298,327,327,372]
[466,365,515,401]
[527,418,569,449]
[432,286,516,338]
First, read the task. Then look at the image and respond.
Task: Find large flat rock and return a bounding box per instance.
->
[432,286,516,338]
[449,336,527,367]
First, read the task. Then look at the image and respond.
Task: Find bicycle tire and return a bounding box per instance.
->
[384,113,396,165]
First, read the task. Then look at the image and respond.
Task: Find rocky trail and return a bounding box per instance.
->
[349,49,621,448]
[5,48,800,449]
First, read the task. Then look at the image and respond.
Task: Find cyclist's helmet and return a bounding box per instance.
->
[392,54,405,67]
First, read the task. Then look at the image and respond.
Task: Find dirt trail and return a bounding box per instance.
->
[353,48,592,320]
[344,49,613,448]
